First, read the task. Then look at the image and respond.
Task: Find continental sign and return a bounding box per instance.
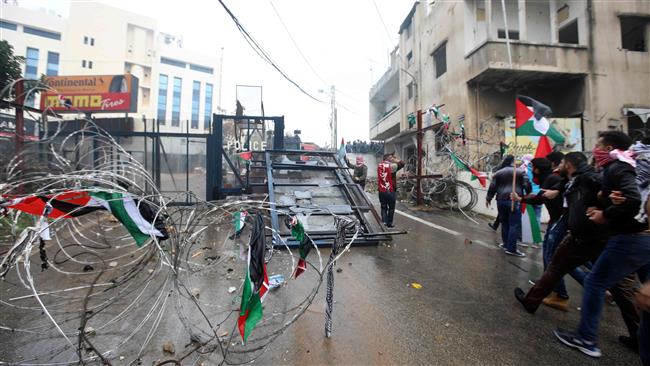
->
[40,74,139,113]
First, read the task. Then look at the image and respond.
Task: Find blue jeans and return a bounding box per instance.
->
[543,219,570,297]
[640,311,650,366]
[576,233,650,342]
[496,200,521,253]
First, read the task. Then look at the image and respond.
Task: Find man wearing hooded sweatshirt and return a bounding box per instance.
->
[512,157,569,309]
[554,131,649,359]
[515,152,607,315]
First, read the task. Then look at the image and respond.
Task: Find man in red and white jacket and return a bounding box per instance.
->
[377,153,405,228]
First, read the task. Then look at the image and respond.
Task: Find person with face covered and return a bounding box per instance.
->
[514,152,607,314]
[554,131,648,358]
[345,155,368,190]
[512,157,568,309]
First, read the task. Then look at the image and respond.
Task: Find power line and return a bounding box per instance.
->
[371,0,395,48]
[267,0,327,86]
[216,0,324,103]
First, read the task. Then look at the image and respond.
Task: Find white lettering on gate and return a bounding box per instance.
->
[224,138,267,152]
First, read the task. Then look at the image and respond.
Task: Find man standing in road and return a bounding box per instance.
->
[486,156,531,257]
[377,153,404,228]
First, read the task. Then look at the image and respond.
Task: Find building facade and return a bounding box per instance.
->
[1,2,220,133]
[370,0,650,166]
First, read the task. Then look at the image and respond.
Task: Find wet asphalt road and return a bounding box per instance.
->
[254,204,641,366]
[0,205,641,365]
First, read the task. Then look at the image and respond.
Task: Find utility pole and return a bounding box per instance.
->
[329,85,337,150]
[218,47,224,113]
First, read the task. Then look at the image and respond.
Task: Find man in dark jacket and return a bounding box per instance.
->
[554,131,650,359]
[486,158,531,257]
[514,152,607,313]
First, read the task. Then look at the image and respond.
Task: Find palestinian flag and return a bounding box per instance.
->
[449,150,487,187]
[515,95,565,158]
[238,151,253,161]
[238,213,269,343]
[3,190,167,246]
[287,216,312,278]
[521,203,542,244]
[229,211,248,239]
[338,138,346,162]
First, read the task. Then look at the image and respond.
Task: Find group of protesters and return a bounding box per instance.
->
[487,130,650,363]
[345,140,384,155]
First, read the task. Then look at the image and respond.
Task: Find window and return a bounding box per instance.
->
[433,41,447,78]
[204,83,213,129]
[157,74,168,125]
[88,61,93,69]
[82,60,87,68]
[0,20,17,31]
[23,26,61,40]
[191,81,200,129]
[407,51,413,66]
[25,48,39,107]
[407,82,414,100]
[189,64,214,74]
[46,52,59,76]
[90,38,95,46]
[172,77,182,127]
[161,57,186,68]
[558,19,579,44]
[84,36,88,44]
[498,29,520,40]
[25,48,39,78]
[620,16,649,52]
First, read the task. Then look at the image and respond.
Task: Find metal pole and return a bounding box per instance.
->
[330,85,336,150]
[416,109,423,206]
[15,80,24,156]
[186,119,190,202]
[501,0,513,68]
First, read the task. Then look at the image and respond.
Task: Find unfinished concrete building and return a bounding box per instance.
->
[371,0,650,166]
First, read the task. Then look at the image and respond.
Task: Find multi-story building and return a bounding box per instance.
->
[1,2,220,133]
[369,47,401,154]
[370,0,650,164]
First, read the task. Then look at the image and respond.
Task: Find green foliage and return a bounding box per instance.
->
[0,40,25,98]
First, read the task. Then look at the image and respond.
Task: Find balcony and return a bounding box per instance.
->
[370,65,398,103]
[465,40,589,85]
[369,106,400,141]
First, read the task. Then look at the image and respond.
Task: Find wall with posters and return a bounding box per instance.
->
[504,117,583,157]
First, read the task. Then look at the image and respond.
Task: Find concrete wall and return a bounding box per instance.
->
[585,0,650,148]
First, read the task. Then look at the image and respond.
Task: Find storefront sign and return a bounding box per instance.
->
[40,74,139,113]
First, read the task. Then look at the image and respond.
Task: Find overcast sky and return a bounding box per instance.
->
[19,0,414,147]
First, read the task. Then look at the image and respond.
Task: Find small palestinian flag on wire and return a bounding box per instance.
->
[238,213,269,343]
[229,210,248,239]
[515,95,565,158]
[287,216,312,279]
[238,151,253,162]
[338,138,346,162]
[449,150,487,187]
[2,190,168,246]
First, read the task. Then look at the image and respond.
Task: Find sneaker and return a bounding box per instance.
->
[498,243,505,249]
[528,279,536,286]
[553,328,602,358]
[514,287,537,314]
[518,242,529,247]
[542,292,569,312]
[488,222,498,231]
[386,223,395,228]
[618,335,639,353]
[505,250,526,257]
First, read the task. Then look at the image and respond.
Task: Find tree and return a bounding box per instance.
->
[0,40,24,98]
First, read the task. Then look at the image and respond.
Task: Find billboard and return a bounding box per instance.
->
[505,117,583,156]
[40,74,139,113]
